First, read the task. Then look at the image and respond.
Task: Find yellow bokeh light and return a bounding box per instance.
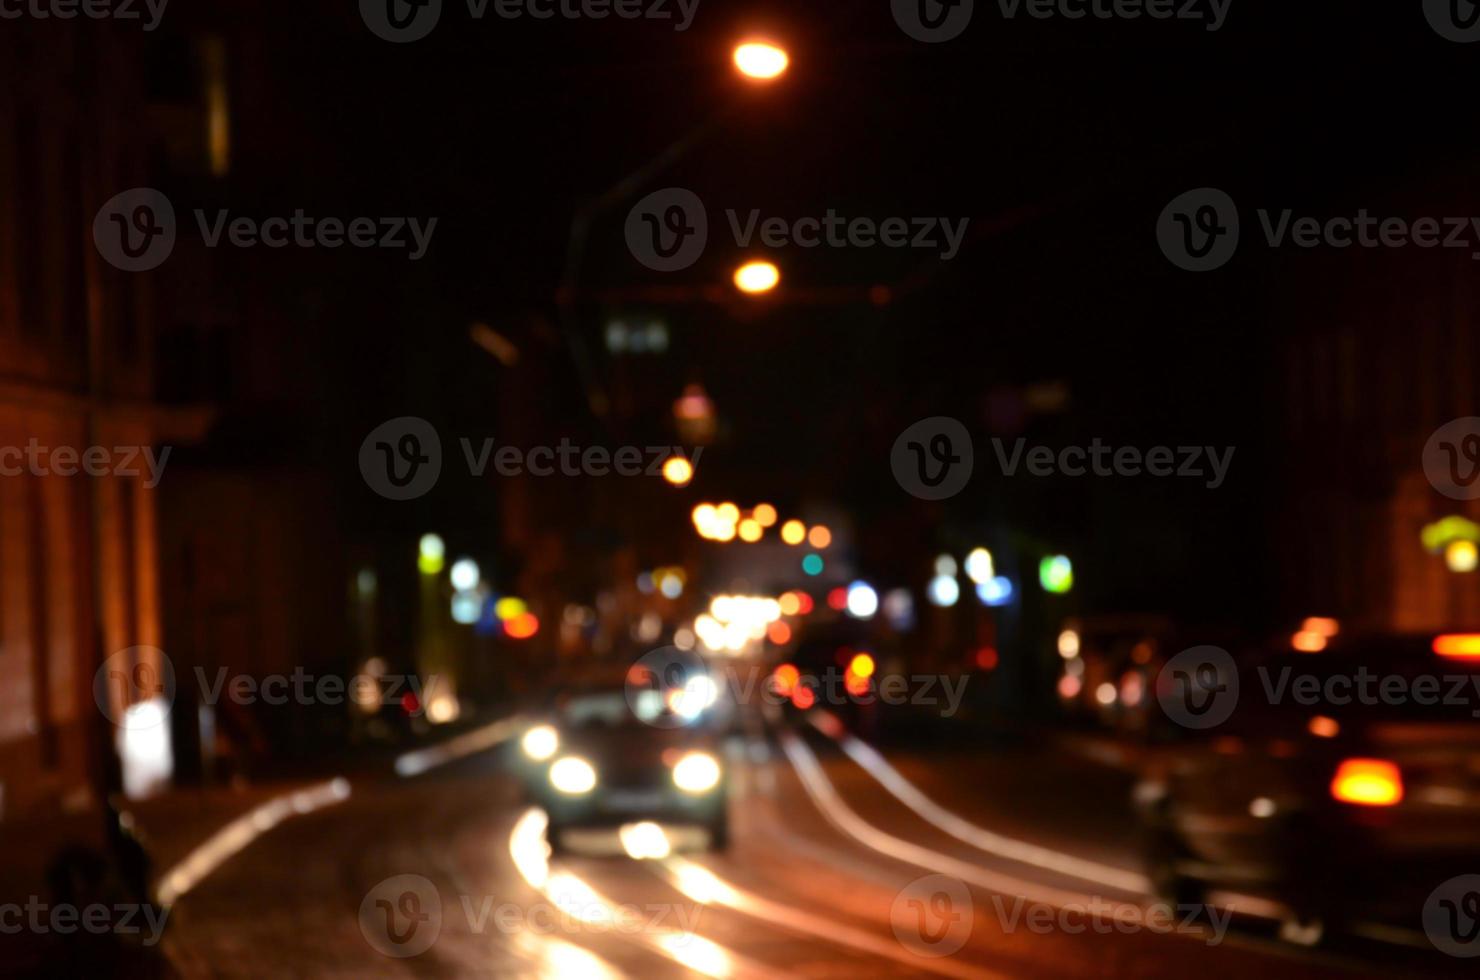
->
[733,41,789,81]
[1446,539,1478,573]
[716,502,740,524]
[733,260,780,294]
[738,518,763,542]
[780,519,806,545]
[662,456,694,487]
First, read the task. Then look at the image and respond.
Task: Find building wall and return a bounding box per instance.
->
[0,27,164,820]
[1278,169,1480,633]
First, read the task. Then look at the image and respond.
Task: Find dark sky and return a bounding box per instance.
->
[149,0,1480,622]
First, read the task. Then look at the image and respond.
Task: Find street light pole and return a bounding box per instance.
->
[554,39,791,420]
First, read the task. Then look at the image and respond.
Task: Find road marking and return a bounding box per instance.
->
[785,727,1435,962]
[507,807,784,980]
[657,855,1005,980]
[808,714,1150,894]
[779,731,1150,915]
[394,716,521,777]
[156,777,351,906]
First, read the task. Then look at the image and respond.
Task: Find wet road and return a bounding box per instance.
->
[156,712,1455,978]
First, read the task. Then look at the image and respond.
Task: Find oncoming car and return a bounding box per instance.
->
[516,680,729,854]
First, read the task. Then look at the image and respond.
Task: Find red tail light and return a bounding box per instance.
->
[1330,758,1403,807]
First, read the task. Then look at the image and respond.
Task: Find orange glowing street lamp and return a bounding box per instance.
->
[733,41,789,81]
[734,260,780,294]
[661,455,694,487]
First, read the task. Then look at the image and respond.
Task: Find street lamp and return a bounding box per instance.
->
[733,41,789,81]
[734,260,780,294]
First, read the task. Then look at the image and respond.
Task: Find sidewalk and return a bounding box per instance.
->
[0,777,334,977]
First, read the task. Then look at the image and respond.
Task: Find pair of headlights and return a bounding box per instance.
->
[522,724,721,795]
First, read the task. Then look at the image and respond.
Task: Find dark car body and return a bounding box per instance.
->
[1135,634,1480,934]
[520,683,729,851]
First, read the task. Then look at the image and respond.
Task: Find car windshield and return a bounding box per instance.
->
[559,689,654,728]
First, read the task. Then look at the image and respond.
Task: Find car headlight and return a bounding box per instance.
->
[549,756,597,795]
[672,752,721,794]
[521,724,559,761]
